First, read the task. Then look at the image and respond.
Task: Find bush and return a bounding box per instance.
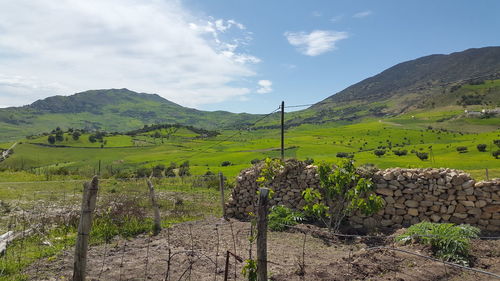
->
[135,167,152,178]
[373,149,386,157]
[48,135,56,144]
[336,152,350,158]
[221,161,232,167]
[72,131,81,141]
[493,150,500,159]
[494,139,500,148]
[268,205,304,231]
[250,158,261,165]
[456,146,468,153]
[396,222,480,265]
[392,149,408,156]
[416,152,428,161]
[476,144,487,152]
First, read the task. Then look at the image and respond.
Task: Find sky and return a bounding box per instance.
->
[0,0,499,113]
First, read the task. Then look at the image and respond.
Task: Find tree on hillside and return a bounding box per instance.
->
[55,130,64,142]
[72,131,81,141]
[476,144,487,152]
[178,161,190,177]
[48,135,56,144]
[88,134,97,143]
[416,152,428,161]
[374,149,386,157]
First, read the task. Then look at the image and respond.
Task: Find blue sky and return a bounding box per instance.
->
[0,0,499,113]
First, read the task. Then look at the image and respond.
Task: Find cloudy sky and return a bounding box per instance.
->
[0,0,499,113]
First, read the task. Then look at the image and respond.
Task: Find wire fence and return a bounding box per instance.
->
[1,176,499,280]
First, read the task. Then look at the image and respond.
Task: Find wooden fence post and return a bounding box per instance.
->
[219,172,226,219]
[72,176,99,281]
[485,168,489,180]
[147,177,162,235]
[256,188,269,281]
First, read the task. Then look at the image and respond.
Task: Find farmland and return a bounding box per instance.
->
[1,112,499,181]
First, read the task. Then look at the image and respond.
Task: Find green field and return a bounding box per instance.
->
[1,113,499,181]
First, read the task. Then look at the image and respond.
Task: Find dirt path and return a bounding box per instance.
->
[26,218,500,281]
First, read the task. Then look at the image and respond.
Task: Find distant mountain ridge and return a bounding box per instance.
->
[321,47,500,105]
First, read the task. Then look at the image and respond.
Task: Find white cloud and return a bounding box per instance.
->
[312,11,322,17]
[256,80,272,94]
[0,0,261,108]
[353,10,373,18]
[284,30,348,56]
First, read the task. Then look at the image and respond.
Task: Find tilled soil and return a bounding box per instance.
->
[26,218,500,281]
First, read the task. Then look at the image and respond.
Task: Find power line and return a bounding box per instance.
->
[182,106,281,161]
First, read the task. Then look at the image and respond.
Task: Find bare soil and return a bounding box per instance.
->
[26,218,500,281]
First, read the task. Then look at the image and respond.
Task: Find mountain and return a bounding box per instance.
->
[284,47,500,125]
[0,89,261,141]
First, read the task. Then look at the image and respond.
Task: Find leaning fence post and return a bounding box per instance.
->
[219,172,226,219]
[72,176,99,281]
[147,177,162,235]
[256,188,269,281]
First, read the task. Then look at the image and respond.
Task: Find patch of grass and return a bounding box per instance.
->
[395,222,480,266]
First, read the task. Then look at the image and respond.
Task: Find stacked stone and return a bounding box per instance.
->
[361,168,500,231]
[226,162,500,231]
[226,160,319,218]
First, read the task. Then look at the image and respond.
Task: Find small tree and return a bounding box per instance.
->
[493,150,500,159]
[89,134,97,143]
[494,140,500,148]
[393,149,408,156]
[373,149,386,157]
[416,152,428,161]
[456,146,468,153]
[55,130,64,142]
[72,131,81,141]
[48,135,56,144]
[476,144,487,152]
[178,161,190,177]
[302,160,383,232]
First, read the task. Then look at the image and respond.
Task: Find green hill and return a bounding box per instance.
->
[0,89,261,142]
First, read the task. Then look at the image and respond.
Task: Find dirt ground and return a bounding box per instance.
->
[27,218,500,281]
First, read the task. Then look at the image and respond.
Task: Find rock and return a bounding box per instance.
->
[461,201,475,207]
[404,200,419,208]
[430,214,441,222]
[407,208,419,216]
[484,205,500,213]
[376,188,394,196]
[452,213,468,219]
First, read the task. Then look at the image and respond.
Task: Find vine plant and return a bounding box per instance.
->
[302,160,383,232]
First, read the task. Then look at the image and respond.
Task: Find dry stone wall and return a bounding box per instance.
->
[226,160,500,232]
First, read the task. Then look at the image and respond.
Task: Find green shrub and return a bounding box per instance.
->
[373,149,386,157]
[416,152,428,161]
[393,149,408,156]
[476,144,487,152]
[456,146,468,153]
[396,222,480,265]
[221,161,232,167]
[268,205,304,231]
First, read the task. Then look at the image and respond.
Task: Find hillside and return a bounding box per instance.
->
[276,47,500,127]
[0,89,261,142]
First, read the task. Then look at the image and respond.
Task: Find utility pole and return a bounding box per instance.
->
[281,101,285,161]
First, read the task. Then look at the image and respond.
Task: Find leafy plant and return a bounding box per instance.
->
[396,222,480,266]
[392,149,408,156]
[373,149,386,157]
[302,160,383,232]
[242,259,257,281]
[456,146,468,153]
[256,158,284,189]
[268,205,304,231]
